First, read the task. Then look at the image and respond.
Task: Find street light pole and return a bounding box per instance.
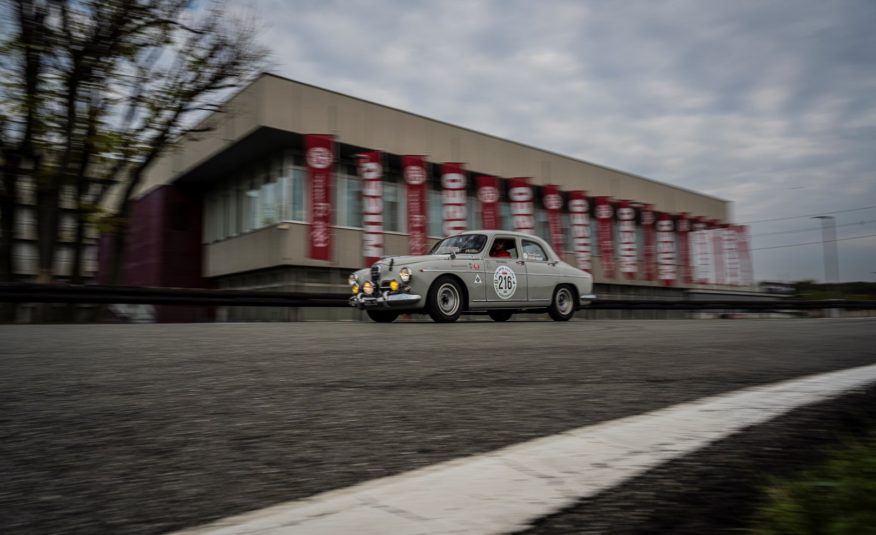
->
[812,216,839,283]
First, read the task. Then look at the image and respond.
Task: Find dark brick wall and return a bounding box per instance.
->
[98,185,211,322]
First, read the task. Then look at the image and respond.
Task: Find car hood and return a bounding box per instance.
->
[373,255,438,267]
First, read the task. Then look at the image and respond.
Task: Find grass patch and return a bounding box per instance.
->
[751,433,876,534]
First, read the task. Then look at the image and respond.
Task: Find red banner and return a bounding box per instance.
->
[402,155,429,255]
[357,151,383,266]
[476,175,500,230]
[722,225,741,286]
[617,200,637,279]
[305,134,334,260]
[508,177,534,234]
[641,204,656,281]
[677,212,691,284]
[709,220,724,285]
[595,196,616,279]
[691,216,707,232]
[657,212,676,286]
[441,163,467,236]
[736,225,753,287]
[568,191,591,272]
[543,184,564,254]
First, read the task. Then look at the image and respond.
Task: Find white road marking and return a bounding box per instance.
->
[171,363,876,535]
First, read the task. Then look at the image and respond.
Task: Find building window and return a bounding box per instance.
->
[335,166,361,228]
[224,180,238,237]
[281,153,306,222]
[260,180,278,227]
[384,180,404,232]
[53,246,73,277]
[467,193,479,231]
[428,189,441,237]
[535,206,549,242]
[59,213,77,242]
[14,243,37,274]
[243,178,259,233]
[15,207,37,240]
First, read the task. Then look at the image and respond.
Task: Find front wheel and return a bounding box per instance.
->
[367,310,399,323]
[427,276,463,323]
[488,310,513,322]
[548,285,576,321]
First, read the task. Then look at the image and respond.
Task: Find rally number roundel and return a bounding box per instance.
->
[493,265,518,299]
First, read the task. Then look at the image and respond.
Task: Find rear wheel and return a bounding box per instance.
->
[548,285,575,321]
[427,276,463,323]
[488,310,513,322]
[367,310,399,323]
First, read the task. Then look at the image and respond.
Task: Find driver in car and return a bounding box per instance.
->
[490,239,512,258]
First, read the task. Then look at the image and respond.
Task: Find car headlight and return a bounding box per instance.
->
[399,267,411,283]
[351,284,359,295]
[362,280,374,296]
[389,279,399,291]
[348,273,358,286]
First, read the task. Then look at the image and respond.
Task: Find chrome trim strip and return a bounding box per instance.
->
[350,293,423,309]
[579,294,597,301]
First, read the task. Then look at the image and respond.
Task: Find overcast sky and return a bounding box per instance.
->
[248,0,875,282]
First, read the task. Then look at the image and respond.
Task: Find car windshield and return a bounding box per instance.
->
[430,234,488,255]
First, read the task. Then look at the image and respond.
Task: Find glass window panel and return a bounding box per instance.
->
[14,243,37,274]
[225,181,237,237]
[291,166,306,222]
[535,206,549,241]
[428,189,441,236]
[467,193,479,231]
[500,202,511,230]
[261,181,277,226]
[344,172,361,228]
[385,181,401,232]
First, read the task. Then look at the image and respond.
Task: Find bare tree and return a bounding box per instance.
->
[1,0,268,298]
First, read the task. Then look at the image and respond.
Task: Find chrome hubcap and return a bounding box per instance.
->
[438,283,460,316]
[556,288,573,315]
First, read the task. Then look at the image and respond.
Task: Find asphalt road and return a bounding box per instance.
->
[1,319,875,534]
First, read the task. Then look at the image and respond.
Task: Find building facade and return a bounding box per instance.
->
[120,73,753,321]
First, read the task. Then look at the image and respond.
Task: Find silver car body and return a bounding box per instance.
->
[349,230,595,319]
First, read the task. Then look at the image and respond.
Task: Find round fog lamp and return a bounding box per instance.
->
[362,281,375,296]
[389,279,400,291]
[348,273,358,286]
[351,284,359,295]
[399,267,411,282]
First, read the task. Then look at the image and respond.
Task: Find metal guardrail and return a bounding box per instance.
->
[1,284,875,310]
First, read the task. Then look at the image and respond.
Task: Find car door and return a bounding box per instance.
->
[484,236,528,305]
[521,238,555,304]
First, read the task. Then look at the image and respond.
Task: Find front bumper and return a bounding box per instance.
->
[350,292,423,309]
[579,294,597,307]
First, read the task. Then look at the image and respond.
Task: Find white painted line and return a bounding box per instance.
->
[171,363,876,535]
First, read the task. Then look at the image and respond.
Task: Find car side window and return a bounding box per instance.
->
[522,240,548,262]
[489,237,518,259]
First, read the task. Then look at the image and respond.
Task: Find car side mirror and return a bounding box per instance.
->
[448,246,460,259]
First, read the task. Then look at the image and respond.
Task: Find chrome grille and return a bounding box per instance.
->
[370,264,381,282]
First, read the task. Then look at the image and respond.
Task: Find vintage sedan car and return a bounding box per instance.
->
[348,230,595,323]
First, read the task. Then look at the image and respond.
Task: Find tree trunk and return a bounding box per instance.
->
[0,153,20,322]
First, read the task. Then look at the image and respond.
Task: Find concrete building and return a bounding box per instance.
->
[122,73,750,321]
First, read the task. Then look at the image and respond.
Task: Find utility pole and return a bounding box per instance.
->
[812,216,839,282]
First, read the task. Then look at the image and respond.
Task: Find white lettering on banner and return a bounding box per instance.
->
[596,204,613,219]
[618,207,637,275]
[363,232,383,258]
[360,162,382,180]
[307,147,332,169]
[442,173,466,189]
[691,230,714,284]
[569,197,591,271]
[404,166,426,185]
[442,189,466,204]
[478,186,499,203]
[312,221,329,247]
[363,196,383,215]
[723,229,741,285]
[509,187,533,202]
[493,265,518,299]
[544,194,563,210]
[657,220,676,281]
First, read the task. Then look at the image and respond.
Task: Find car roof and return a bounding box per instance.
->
[457,230,545,240]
